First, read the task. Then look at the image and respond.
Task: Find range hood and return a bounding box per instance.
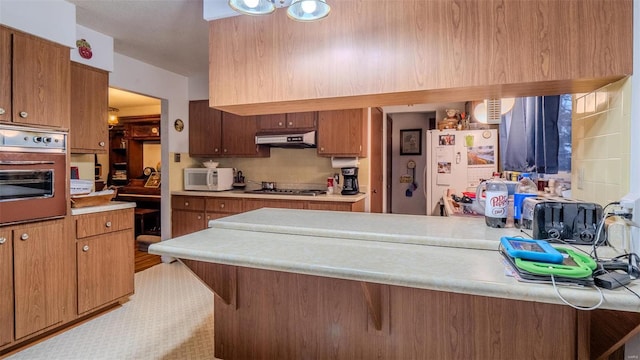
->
[255,130,316,148]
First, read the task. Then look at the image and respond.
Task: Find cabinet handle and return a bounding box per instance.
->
[19,111,28,118]
[184,201,189,207]
[99,141,105,147]
[20,233,29,241]
[82,245,90,252]
[0,108,5,115]
[105,221,112,228]
[0,237,6,244]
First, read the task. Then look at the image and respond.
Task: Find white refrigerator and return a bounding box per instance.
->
[424,129,498,215]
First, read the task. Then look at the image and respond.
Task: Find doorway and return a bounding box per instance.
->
[104,87,163,272]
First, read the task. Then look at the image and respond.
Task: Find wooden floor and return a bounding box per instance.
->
[135,249,162,273]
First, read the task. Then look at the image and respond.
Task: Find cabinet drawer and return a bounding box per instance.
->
[76,209,134,239]
[206,198,243,214]
[244,199,305,212]
[172,196,205,211]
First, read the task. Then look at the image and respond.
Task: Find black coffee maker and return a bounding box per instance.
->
[341,167,359,195]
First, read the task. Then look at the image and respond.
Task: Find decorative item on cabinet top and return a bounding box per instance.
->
[118,115,160,140]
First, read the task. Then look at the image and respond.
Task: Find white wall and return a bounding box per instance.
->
[108,52,201,242]
[0,0,75,48]
[389,112,431,215]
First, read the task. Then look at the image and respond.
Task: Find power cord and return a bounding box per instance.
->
[550,274,603,310]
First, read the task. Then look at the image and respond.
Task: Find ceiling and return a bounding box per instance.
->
[67,0,238,108]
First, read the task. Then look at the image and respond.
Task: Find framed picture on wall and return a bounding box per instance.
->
[144,172,161,188]
[400,129,422,155]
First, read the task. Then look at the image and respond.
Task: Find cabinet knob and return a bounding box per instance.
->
[184,201,189,207]
[223,149,228,153]
[20,233,29,241]
[105,221,112,228]
[0,107,5,115]
[206,215,211,220]
[278,121,284,127]
[320,147,325,152]
[19,111,28,118]
[82,245,90,252]
[197,215,202,220]
[288,121,293,126]
[0,237,6,244]
[220,203,225,209]
[214,148,219,153]
[99,141,105,147]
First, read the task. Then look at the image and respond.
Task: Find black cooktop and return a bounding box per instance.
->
[244,188,326,196]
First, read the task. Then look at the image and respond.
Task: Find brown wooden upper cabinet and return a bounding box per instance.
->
[70,62,109,153]
[0,26,70,129]
[317,109,368,157]
[257,111,317,132]
[189,100,268,157]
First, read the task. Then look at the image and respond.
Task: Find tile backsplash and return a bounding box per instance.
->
[572,77,631,206]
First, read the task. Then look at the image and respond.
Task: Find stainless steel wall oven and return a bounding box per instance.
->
[0,125,67,225]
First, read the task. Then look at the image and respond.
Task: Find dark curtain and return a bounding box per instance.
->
[500,96,561,174]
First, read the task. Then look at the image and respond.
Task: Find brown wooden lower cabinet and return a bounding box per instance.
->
[75,208,134,315]
[172,195,365,237]
[185,262,592,360]
[0,220,67,342]
[0,227,13,348]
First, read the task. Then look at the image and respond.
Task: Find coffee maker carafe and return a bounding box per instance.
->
[341,167,359,195]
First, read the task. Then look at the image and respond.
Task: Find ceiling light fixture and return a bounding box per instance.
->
[108,107,119,128]
[473,98,515,124]
[228,0,330,21]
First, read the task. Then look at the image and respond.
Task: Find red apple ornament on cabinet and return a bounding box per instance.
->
[76,39,93,59]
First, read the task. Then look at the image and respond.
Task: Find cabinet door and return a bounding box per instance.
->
[70,62,109,152]
[189,100,223,156]
[13,221,64,339]
[222,112,265,156]
[172,210,207,237]
[77,231,134,315]
[317,109,368,157]
[12,31,70,128]
[0,228,13,347]
[257,113,286,131]
[287,112,316,129]
[0,27,11,123]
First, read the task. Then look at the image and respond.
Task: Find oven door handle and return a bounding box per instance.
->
[0,160,55,165]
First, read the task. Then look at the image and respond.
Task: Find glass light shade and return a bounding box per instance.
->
[287,0,330,21]
[229,0,276,15]
[107,114,119,126]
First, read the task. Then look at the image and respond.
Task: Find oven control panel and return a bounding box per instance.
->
[0,125,67,152]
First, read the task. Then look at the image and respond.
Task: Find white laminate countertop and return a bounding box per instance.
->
[70,201,136,215]
[209,208,522,250]
[149,208,640,312]
[172,190,367,203]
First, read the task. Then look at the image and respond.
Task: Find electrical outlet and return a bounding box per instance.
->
[174,153,181,162]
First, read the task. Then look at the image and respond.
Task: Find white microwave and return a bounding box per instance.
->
[184,168,234,191]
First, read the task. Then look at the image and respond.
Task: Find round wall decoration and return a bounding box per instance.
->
[174,119,184,132]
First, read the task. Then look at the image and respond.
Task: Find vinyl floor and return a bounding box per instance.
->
[6,261,216,360]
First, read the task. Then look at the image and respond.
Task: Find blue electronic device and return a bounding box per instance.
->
[499,237,564,264]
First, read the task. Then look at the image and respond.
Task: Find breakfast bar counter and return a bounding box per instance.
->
[150,209,640,359]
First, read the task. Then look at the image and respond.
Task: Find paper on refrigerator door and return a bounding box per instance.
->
[435,146,453,185]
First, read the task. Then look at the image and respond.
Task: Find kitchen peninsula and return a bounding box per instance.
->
[150,209,640,359]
